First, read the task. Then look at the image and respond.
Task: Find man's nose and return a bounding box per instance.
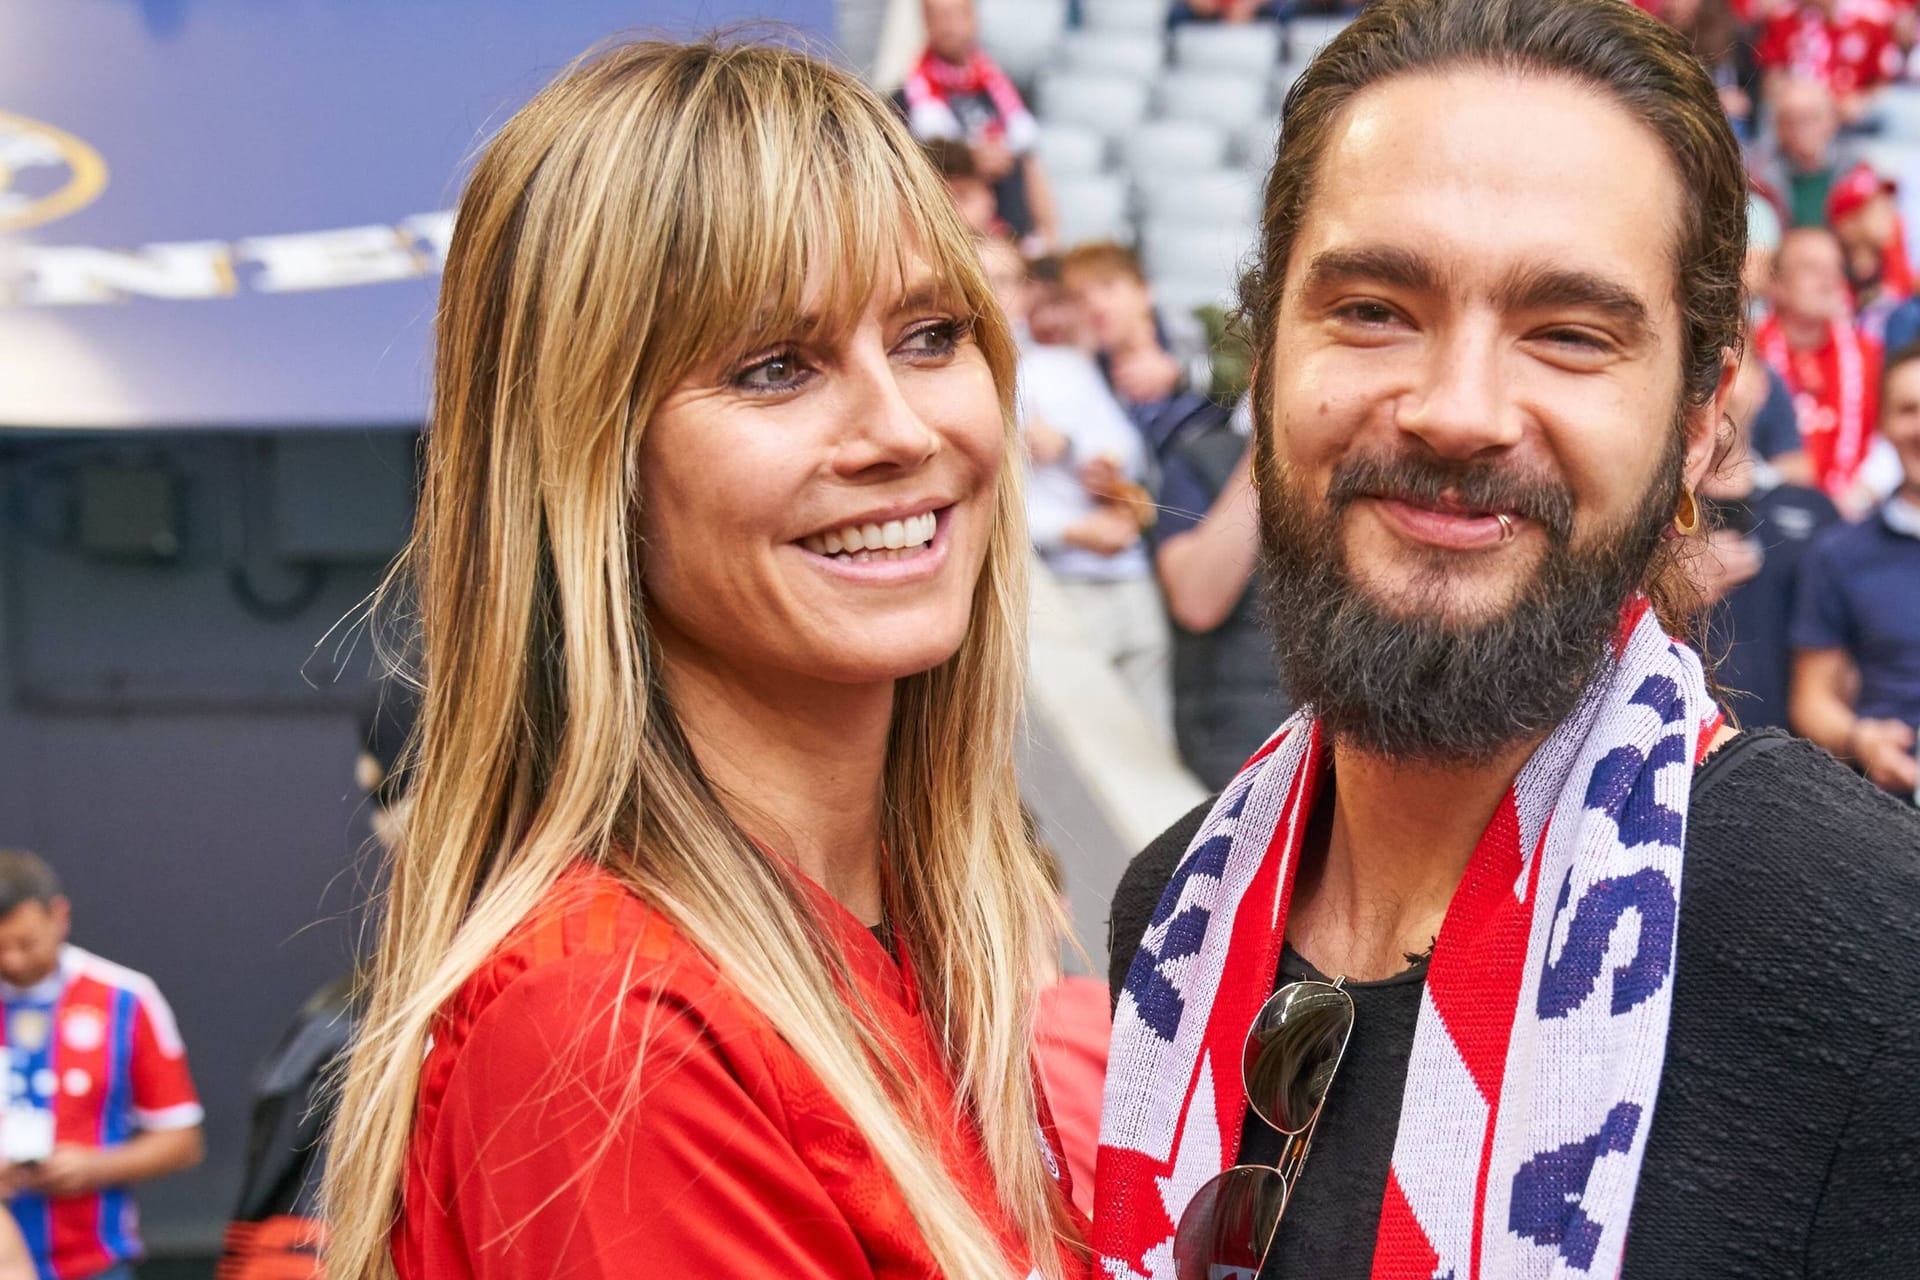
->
[1394,323,1523,460]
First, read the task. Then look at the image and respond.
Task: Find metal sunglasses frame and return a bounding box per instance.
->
[1172,975,1356,1280]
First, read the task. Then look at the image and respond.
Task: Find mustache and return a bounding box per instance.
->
[1325,449,1576,543]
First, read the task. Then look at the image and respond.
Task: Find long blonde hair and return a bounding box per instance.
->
[322,36,1077,1280]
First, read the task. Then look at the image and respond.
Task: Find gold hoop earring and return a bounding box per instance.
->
[1673,487,1701,536]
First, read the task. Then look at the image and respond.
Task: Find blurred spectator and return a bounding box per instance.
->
[1754,226,1883,508]
[979,239,1172,736]
[0,849,204,1280]
[1749,75,1859,228]
[1061,242,1219,454]
[0,1221,26,1280]
[1054,242,1285,782]
[1750,354,1821,484]
[1746,189,1785,312]
[923,139,1007,240]
[1644,0,1764,134]
[1699,345,1842,731]
[1828,162,1913,337]
[1790,339,1920,799]
[1756,0,1900,126]
[216,683,409,1280]
[1152,397,1293,787]
[902,0,1059,254]
[1025,256,1093,351]
[1169,0,1284,23]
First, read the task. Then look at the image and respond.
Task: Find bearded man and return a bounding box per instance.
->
[1095,3,1920,1279]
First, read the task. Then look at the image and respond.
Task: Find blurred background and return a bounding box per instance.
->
[8,0,1920,1272]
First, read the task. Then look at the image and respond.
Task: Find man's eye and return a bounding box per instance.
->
[1541,328,1612,352]
[1339,302,1399,325]
[733,351,811,392]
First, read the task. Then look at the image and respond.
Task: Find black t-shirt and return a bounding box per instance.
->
[1107,733,1920,1278]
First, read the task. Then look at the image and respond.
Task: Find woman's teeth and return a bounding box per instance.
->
[801,511,938,561]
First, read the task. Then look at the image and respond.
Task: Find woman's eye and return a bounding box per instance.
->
[732,351,811,392]
[899,319,966,358]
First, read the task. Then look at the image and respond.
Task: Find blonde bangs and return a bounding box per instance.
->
[632,39,1015,412]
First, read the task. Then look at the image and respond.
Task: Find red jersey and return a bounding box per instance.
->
[1757,2,1901,99]
[1755,314,1883,497]
[1,946,203,1280]
[395,865,1087,1279]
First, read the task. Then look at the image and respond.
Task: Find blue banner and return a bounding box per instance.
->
[0,0,836,428]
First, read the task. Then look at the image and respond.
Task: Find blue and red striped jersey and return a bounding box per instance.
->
[2,945,202,1280]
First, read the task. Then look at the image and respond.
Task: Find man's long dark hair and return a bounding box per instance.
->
[1241,0,1749,641]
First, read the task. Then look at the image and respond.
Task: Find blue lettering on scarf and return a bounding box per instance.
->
[1126,777,1254,1044]
[1536,866,1678,1020]
[1507,1101,1642,1269]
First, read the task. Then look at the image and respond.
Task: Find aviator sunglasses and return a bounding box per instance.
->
[1172,977,1355,1280]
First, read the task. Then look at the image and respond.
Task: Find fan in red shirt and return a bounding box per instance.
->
[320,36,1090,1280]
[1828,161,1914,336]
[1756,225,1885,511]
[1757,0,1903,120]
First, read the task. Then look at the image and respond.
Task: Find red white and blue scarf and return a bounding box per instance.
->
[1095,600,1722,1280]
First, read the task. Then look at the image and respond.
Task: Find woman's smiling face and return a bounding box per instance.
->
[637,254,1007,693]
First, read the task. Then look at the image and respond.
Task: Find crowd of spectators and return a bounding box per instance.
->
[900,0,1920,802]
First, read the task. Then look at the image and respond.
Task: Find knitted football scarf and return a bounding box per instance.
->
[1095,600,1721,1280]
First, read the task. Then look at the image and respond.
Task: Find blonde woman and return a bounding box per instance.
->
[321,36,1088,1280]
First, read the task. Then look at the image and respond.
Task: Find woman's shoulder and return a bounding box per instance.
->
[418,865,764,1124]
[444,864,721,1029]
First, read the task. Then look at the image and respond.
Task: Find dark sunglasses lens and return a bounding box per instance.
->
[1243,981,1355,1134]
[1174,1164,1289,1280]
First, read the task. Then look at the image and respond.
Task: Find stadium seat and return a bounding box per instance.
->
[1053,174,1134,246]
[1085,0,1171,34]
[1058,29,1167,80]
[1272,60,1312,101]
[1173,22,1283,76]
[1037,70,1153,136]
[1285,15,1351,62]
[1122,120,1232,176]
[1153,270,1239,312]
[978,0,1069,84]
[1234,117,1280,167]
[1878,86,1920,143]
[1142,221,1255,299]
[1036,123,1110,178]
[1137,168,1264,226]
[1855,139,1920,189]
[1155,71,1272,128]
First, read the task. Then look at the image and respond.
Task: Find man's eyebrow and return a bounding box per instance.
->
[1303,246,1655,341]
[1301,246,1445,296]
[1494,263,1653,340]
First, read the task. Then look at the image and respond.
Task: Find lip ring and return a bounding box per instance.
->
[1496,512,1516,543]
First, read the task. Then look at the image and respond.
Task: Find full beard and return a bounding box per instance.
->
[1256,425,1685,765]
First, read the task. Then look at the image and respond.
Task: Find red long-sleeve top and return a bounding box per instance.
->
[394,864,1086,1279]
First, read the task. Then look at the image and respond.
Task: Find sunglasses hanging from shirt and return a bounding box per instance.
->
[1173,977,1355,1280]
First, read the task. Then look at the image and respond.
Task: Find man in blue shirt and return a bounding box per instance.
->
[1791,342,1920,797]
[1702,349,1840,731]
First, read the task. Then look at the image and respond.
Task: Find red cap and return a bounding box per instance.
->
[1827,162,1898,226]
